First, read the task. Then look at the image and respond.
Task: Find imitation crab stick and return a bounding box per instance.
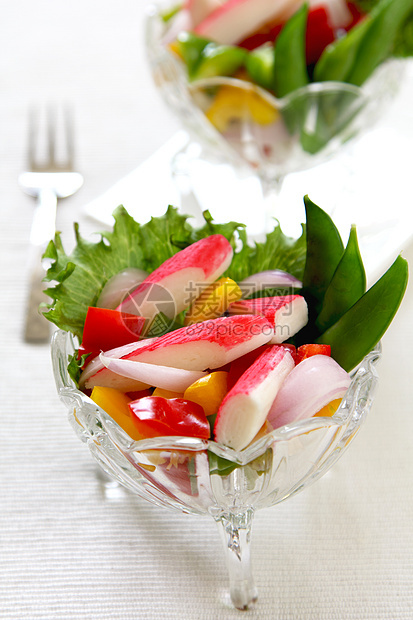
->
[228,295,308,343]
[81,315,274,391]
[214,344,295,450]
[116,234,233,322]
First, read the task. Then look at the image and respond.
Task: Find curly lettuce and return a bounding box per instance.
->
[42,205,305,340]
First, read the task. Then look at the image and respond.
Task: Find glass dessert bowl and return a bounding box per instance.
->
[144,2,405,198]
[52,328,381,610]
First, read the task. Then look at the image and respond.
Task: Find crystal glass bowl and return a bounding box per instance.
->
[144,3,404,187]
[52,328,381,610]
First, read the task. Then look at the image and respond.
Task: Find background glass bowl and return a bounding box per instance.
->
[144,3,405,188]
[52,328,381,610]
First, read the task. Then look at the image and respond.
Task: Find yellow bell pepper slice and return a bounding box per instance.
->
[184,371,229,417]
[90,386,144,441]
[168,39,181,58]
[184,277,241,326]
[205,83,279,133]
[314,398,343,418]
[152,387,184,399]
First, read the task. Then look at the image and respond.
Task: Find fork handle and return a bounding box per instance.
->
[24,249,51,343]
[30,188,57,246]
[24,189,57,343]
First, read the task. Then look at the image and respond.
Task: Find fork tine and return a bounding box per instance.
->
[27,103,77,172]
[21,102,83,342]
[28,106,39,169]
[47,104,57,165]
[64,104,75,170]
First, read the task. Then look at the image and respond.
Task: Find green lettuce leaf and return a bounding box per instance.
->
[43,199,408,379]
[42,205,306,340]
[227,224,306,283]
[43,205,193,339]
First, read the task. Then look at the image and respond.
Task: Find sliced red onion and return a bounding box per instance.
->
[96,268,148,309]
[79,338,158,389]
[239,270,302,297]
[99,353,207,392]
[267,354,351,429]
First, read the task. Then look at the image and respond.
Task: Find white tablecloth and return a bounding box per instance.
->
[1,2,413,618]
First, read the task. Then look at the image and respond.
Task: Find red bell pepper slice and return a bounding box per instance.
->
[238,6,335,62]
[238,21,283,51]
[306,6,335,65]
[239,3,365,65]
[295,343,331,364]
[79,306,146,362]
[306,4,365,65]
[129,396,210,440]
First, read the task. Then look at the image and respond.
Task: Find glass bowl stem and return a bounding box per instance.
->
[215,508,258,610]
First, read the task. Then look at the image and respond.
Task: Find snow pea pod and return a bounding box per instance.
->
[208,448,272,477]
[176,32,247,81]
[315,225,366,333]
[208,451,238,477]
[393,9,413,56]
[193,43,247,80]
[302,196,344,313]
[314,0,413,86]
[273,3,309,98]
[298,86,365,155]
[348,0,413,86]
[176,32,211,79]
[316,255,408,372]
[246,44,275,93]
[313,12,372,83]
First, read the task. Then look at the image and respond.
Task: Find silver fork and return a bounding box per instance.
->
[19,105,83,342]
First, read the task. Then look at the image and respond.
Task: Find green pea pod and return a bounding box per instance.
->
[392,8,413,57]
[176,32,212,80]
[316,255,408,371]
[314,0,413,86]
[313,13,372,83]
[246,44,275,92]
[208,449,272,477]
[298,85,366,154]
[176,32,247,80]
[302,196,344,312]
[273,3,309,98]
[208,451,239,477]
[161,5,181,23]
[348,0,413,86]
[315,225,366,332]
[193,43,247,80]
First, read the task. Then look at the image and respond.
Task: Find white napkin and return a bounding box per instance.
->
[85,130,268,235]
[85,128,413,286]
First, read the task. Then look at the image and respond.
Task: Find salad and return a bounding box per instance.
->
[163,0,413,93]
[43,197,407,451]
[154,0,413,154]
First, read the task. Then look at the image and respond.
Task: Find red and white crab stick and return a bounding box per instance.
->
[228,295,308,343]
[81,314,274,392]
[116,234,233,321]
[194,0,304,45]
[214,344,295,450]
